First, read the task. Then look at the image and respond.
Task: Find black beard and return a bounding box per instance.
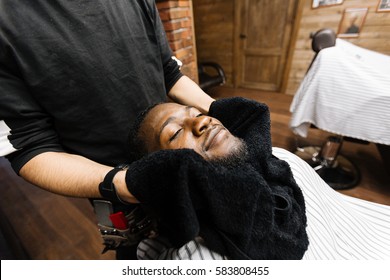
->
[209,139,249,168]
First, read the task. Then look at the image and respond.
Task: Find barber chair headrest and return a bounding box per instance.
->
[311,29,336,53]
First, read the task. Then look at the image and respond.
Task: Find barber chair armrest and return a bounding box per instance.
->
[198,62,226,90]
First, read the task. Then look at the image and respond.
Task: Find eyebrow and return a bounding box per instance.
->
[157,106,193,140]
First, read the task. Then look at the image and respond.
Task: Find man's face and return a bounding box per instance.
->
[138,103,245,162]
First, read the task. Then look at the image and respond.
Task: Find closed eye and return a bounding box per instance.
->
[169,128,182,142]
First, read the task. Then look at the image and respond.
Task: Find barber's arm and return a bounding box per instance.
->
[168,75,215,114]
[19,152,139,203]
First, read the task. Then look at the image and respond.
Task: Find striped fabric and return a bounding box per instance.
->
[0,120,18,156]
[137,148,390,260]
[273,148,390,260]
[137,236,226,260]
[290,39,390,145]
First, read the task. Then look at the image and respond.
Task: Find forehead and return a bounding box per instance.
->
[140,103,185,140]
[145,103,185,129]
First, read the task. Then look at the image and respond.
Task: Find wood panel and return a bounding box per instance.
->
[193,0,390,95]
[193,0,303,91]
[235,0,300,91]
[193,0,235,86]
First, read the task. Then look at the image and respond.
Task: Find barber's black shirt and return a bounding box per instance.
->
[0,0,182,172]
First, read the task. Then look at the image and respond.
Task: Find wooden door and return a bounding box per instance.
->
[234,0,301,91]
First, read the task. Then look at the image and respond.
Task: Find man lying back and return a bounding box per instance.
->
[124,97,309,260]
[130,101,248,166]
[124,97,390,260]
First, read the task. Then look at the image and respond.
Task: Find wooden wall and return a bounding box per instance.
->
[192,0,390,94]
[193,0,235,86]
[286,0,390,95]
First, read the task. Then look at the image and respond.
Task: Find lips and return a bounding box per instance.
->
[204,125,224,151]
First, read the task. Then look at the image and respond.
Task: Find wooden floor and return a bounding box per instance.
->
[0,160,116,260]
[0,86,389,260]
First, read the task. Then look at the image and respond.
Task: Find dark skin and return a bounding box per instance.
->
[138,102,244,161]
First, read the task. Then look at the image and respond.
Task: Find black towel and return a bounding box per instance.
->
[126,97,309,259]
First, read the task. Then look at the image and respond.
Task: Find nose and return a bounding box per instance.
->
[191,115,212,136]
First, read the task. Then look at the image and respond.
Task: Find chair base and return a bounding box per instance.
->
[295,146,360,190]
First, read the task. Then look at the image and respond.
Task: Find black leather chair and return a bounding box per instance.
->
[198,62,226,91]
[295,28,365,190]
[306,28,336,72]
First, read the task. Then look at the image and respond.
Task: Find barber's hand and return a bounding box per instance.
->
[112,170,140,204]
[123,149,206,246]
[124,149,205,203]
[108,149,202,205]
